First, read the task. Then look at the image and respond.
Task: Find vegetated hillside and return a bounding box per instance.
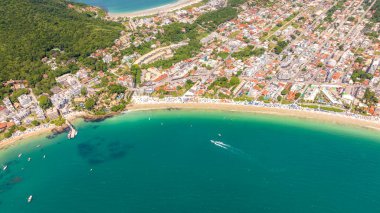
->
[0,0,123,83]
[371,0,380,22]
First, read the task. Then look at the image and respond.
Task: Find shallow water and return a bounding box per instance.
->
[1,110,380,212]
[74,0,178,13]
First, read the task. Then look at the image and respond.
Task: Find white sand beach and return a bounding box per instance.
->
[2,102,380,150]
[127,102,380,132]
[108,0,202,18]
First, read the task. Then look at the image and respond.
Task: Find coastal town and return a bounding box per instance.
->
[1,0,380,142]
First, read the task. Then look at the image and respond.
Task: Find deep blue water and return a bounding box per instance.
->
[1,110,380,212]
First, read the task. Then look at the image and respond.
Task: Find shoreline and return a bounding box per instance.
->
[1,102,380,150]
[0,111,87,150]
[108,0,202,18]
[127,102,380,132]
[0,125,56,150]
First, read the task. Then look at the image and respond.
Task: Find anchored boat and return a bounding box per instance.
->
[27,195,33,203]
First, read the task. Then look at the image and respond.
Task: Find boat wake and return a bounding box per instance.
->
[210,140,230,150]
[210,140,286,173]
[210,140,246,157]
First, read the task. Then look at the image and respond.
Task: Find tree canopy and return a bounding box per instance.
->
[38,95,52,110]
[108,84,126,94]
[0,0,123,83]
[85,98,96,110]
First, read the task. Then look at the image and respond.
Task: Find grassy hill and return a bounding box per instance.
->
[0,0,123,84]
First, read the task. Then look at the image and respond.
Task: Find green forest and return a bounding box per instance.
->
[372,0,380,22]
[0,0,123,84]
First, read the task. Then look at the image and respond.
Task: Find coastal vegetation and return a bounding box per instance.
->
[108,85,127,94]
[3,126,17,138]
[363,88,379,106]
[130,65,142,86]
[111,102,127,112]
[208,76,240,90]
[141,0,243,69]
[51,116,66,126]
[31,120,41,126]
[85,98,96,110]
[154,80,195,97]
[0,0,123,85]
[195,7,238,31]
[9,89,30,103]
[370,0,380,22]
[300,104,345,113]
[232,46,266,60]
[38,95,53,110]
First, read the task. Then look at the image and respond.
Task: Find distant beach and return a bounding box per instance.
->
[108,0,202,18]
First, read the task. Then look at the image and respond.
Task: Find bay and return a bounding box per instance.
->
[0,110,380,212]
[73,0,178,14]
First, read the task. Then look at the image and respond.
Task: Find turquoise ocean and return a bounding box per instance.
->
[73,0,178,14]
[1,110,380,212]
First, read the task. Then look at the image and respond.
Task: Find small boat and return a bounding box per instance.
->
[67,131,72,139]
[43,155,46,159]
[27,195,33,203]
[2,165,7,171]
[18,153,22,158]
[218,133,222,137]
[27,157,31,162]
[210,140,229,149]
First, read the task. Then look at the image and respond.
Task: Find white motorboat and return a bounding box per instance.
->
[27,195,33,203]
